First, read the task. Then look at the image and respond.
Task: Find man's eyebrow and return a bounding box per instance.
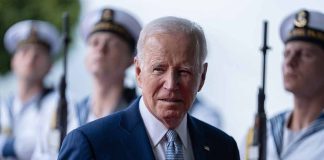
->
[151,62,166,68]
[182,66,194,71]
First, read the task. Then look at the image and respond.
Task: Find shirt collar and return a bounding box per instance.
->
[139,97,189,149]
[175,111,189,148]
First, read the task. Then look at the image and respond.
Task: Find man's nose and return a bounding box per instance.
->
[164,71,179,91]
[26,50,38,62]
[98,42,108,54]
[285,52,300,68]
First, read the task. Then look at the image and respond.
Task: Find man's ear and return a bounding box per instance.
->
[134,57,143,89]
[198,63,208,92]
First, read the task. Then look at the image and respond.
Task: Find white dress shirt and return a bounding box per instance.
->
[139,97,194,160]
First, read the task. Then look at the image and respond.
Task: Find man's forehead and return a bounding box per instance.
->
[285,41,322,50]
[140,32,197,60]
[143,35,166,50]
[144,50,197,67]
[88,32,118,40]
[15,43,51,57]
[143,33,194,50]
[17,43,49,50]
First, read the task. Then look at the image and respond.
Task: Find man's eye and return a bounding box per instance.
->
[302,51,314,58]
[20,47,30,55]
[153,68,164,73]
[283,51,289,58]
[179,70,190,76]
[89,39,98,46]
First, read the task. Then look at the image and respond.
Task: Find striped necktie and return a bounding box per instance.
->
[165,130,184,160]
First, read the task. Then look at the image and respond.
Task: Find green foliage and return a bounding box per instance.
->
[0,0,80,75]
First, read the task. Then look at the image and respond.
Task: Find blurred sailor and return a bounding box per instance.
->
[32,7,141,159]
[243,9,324,160]
[0,20,60,160]
[74,7,141,126]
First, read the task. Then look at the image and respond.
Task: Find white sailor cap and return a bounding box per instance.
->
[80,7,142,54]
[280,9,324,47]
[4,20,61,55]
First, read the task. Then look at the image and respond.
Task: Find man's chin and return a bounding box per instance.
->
[284,83,299,92]
[161,118,182,129]
[22,75,41,81]
[160,112,183,128]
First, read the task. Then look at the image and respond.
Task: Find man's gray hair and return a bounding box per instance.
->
[136,16,207,66]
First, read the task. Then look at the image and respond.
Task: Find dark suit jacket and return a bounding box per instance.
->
[58,97,240,160]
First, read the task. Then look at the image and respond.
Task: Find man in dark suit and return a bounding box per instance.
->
[58,16,239,160]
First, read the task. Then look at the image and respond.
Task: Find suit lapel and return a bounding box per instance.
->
[119,97,155,160]
[188,115,208,160]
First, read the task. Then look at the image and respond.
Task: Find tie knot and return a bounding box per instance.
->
[166,130,178,142]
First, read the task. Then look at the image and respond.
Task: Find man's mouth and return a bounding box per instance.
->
[159,98,182,103]
[284,73,298,79]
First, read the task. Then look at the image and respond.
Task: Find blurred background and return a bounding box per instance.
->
[1,0,324,145]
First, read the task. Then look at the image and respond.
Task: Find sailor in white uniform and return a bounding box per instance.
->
[243,9,324,160]
[32,7,142,160]
[0,20,61,160]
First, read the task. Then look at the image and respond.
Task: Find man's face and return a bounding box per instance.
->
[85,32,132,79]
[283,41,324,97]
[135,33,207,129]
[12,43,51,82]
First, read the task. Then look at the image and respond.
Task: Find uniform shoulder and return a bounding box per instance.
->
[269,110,290,122]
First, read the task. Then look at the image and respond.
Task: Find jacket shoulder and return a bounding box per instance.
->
[58,128,95,159]
[189,116,240,159]
[191,116,231,140]
[77,110,124,138]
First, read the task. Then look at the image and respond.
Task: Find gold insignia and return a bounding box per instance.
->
[102,9,113,21]
[294,10,308,28]
[28,23,39,41]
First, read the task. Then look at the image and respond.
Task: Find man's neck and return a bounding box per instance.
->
[18,79,44,103]
[289,93,324,131]
[91,78,124,118]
